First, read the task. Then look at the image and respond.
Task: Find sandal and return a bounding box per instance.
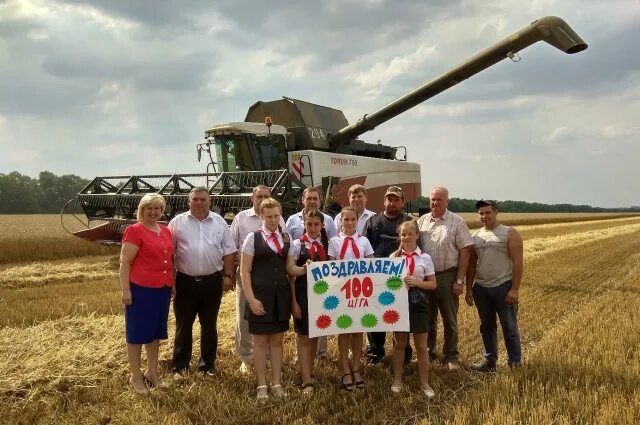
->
[421,384,435,399]
[129,376,149,395]
[143,372,167,388]
[271,383,287,398]
[390,382,402,393]
[352,369,365,389]
[256,385,269,400]
[301,382,314,394]
[341,373,354,391]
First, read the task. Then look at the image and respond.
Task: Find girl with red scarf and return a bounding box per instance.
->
[241,198,291,400]
[327,206,374,390]
[390,220,437,398]
[287,209,329,394]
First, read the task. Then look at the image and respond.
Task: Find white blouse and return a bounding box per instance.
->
[241,226,290,256]
[328,232,374,260]
[398,247,435,280]
[289,234,325,261]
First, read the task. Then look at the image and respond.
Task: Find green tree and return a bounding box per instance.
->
[0,171,89,214]
[0,172,40,213]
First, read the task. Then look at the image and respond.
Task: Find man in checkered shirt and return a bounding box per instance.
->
[417,186,473,370]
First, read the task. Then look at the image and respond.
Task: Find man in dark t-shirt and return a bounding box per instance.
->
[364,186,413,364]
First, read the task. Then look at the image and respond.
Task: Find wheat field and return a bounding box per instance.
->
[0,214,639,424]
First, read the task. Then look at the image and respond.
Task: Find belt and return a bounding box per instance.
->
[177,271,221,282]
[435,267,458,276]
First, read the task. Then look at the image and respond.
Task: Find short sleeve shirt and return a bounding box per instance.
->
[122,223,174,288]
[285,211,338,240]
[241,226,291,257]
[168,211,237,276]
[230,207,286,250]
[335,209,375,235]
[328,233,374,260]
[289,234,324,261]
[400,247,435,280]
[417,210,473,272]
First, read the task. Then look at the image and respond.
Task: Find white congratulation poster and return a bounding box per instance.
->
[307,258,409,338]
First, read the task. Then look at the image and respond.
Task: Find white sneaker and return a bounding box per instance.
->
[239,362,251,375]
[446,362,460,371]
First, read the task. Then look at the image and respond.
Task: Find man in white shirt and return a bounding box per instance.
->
[169,187,237,376]
[285,187,337,240]
[230,185,285,373]
[334,184,375,235]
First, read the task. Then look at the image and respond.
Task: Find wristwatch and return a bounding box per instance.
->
[456,278,463,285]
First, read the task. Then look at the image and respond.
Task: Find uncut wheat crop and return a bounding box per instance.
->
[0,213,638,424]
[0,215,114,264]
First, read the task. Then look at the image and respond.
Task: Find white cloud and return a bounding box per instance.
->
[600,124,639,139]
[546,126,575,143]
[1,0,639,207]
[352,44,437,100]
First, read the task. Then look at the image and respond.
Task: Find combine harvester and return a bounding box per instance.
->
[67,16,587,244]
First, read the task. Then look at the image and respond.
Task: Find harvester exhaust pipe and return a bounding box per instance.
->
[328,16,587,150]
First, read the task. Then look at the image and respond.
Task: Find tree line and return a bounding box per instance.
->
[0,171,637,214]
[0,171,89,213]
[409,196,639,214]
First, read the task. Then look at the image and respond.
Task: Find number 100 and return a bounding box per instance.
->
[341,277,373,299]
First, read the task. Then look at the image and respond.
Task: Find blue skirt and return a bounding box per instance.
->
[125,282,172,344]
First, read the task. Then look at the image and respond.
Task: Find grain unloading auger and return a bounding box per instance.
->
[66,16,587,244]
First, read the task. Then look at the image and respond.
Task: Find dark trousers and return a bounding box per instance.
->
[172,272,223,372]
[472,280,521,366]
[427,269,459,362]
[366,332,412,361]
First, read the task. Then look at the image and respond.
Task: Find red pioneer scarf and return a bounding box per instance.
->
[402,251,418,275]
[339,235,361,259]
[300,234,327,260]
[261,230,283,256]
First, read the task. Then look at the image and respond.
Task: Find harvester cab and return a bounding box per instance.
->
[67,16,587,244]
[197,97,414,215]
[198,122,289,174]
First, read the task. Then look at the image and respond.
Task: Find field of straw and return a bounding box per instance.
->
[0,213,639,424]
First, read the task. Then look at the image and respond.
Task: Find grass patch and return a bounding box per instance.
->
[0,215,114,264]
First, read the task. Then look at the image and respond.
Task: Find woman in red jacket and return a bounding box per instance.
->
[119,194,174,394]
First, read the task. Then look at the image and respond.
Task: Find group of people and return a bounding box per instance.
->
[119,183,524,400]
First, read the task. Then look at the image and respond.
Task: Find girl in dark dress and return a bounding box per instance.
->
[240,198,291,400]
[287,209,329,394]
[390,220,437,398]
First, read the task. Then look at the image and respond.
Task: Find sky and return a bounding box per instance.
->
[1,0,638,208]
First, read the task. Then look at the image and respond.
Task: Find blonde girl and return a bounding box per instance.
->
[390,220,436,398]
[240,198,291,400]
